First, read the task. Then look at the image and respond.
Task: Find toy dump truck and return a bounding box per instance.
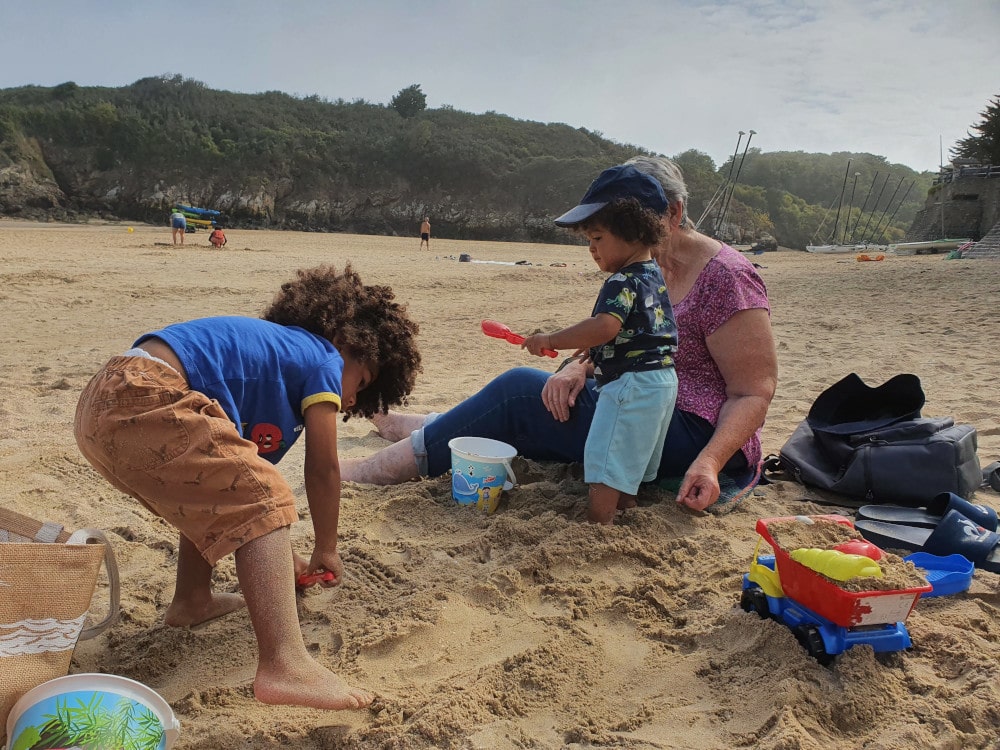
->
[740,515,931,665]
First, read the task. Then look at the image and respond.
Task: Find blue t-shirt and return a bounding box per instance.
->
[590,259,677,385]
[135,316,344,464]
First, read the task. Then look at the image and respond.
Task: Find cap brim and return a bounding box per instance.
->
[554,201,607,227]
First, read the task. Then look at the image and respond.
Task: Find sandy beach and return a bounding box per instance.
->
[1,219,999,749]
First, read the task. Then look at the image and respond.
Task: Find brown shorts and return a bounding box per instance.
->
[74,356,299,564]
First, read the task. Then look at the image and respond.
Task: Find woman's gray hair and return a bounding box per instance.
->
[625,155,693,228]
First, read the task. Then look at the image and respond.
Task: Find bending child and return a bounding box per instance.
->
[209,226,227,248]
[74,264,421,710]
[522,165,678,524]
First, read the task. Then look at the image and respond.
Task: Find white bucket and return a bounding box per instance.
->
[447,437,518,514]
[6,673,180,750]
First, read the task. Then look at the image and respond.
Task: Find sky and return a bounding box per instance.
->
[2,0,997,173]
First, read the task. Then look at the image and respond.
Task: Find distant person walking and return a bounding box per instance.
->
[419,217,431,250]
[170,210,187,246]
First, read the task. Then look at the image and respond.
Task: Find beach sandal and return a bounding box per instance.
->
[856,509,1000,573]
[983,461,1000,492]
[855,492,998,530]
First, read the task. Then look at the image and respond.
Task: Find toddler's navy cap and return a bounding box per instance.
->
[554,164,668,227]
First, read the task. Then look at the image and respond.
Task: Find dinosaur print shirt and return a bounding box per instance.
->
[589,259,677,386]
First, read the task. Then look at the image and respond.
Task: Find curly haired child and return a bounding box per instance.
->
[74,264,421,711]
[522,165,679,525]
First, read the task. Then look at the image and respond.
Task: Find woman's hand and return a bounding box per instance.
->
[675,456,722,511]
[541,357,588,422]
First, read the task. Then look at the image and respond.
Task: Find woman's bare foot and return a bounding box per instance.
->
[341,438,421,485]
[164,592,245,628]
[371,411,426,442]
[254,659,373,710]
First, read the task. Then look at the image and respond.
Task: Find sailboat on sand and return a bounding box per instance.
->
[807,161,863,254]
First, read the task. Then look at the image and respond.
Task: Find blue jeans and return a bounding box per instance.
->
[417,367,751,485]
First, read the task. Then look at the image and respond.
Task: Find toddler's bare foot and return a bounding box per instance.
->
[617,495,637,510]
[254,660,373,710]
[164,592,245,628]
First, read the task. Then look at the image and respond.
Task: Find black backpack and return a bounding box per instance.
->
[766,373,981,506]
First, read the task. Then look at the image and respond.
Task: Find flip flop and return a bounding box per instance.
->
[856,492,998,530]
[983,461,1000,492]
[856,509,1000,573]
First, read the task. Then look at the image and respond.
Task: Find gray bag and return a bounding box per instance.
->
[777,416,981,505]
[771,373,982,505]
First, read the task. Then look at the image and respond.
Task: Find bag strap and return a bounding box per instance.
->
[67,528,122,641]
[0,506,71,542]
[1,508,120,640]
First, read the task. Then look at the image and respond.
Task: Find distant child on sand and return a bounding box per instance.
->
[522,165,678,524]
[208,226,227,248]
[419,217,431,250]
[74,264,421,710]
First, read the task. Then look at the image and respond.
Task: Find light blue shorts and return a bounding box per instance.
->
[585,369,677,494]
[171,217,186,229]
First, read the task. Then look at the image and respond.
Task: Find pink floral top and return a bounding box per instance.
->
[672,244,770,467]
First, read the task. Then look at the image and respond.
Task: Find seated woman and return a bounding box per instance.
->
[343,155,778,512]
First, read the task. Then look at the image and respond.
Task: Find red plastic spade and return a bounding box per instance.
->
[482,320,558,357]
[296,570,336,588]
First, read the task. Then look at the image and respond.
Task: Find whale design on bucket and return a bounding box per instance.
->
[447,437,517,514]
[6,673,180,750]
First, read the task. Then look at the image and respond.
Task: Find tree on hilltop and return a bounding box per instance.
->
[391,84,427,118]
[951,94,1000,165]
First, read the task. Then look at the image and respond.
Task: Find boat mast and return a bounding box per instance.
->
[843,171,861,244]
[849,171,878,243]
[864,176,905,243]
[858,172,892,242]
[717,129,755,239]
[708,131,744,237]
[871,180,915,243]
[831,160,852,244]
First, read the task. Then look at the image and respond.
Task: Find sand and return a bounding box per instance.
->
[1,219,999,749]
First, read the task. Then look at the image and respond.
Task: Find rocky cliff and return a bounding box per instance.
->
[0,141,566,242]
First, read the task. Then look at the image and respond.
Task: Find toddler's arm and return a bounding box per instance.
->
[522,313,621,356]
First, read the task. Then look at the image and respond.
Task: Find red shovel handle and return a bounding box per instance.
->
[297,570,336,588]
[481,320,558,357]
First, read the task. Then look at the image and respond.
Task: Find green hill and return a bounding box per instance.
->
[0,76,934,248]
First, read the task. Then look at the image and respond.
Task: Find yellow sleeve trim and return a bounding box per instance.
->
[302,392,342,412]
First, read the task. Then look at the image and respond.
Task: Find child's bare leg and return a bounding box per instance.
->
[164,534,245,627]
[587,483,621,525]
[237,526,373,710]
[370,411,427,442]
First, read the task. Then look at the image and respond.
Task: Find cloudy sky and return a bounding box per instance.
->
[3,0,997,172]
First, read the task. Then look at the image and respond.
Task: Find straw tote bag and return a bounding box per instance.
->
[0,507,120,731]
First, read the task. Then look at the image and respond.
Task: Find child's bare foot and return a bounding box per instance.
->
[254,660,373,710]
[164,592,245,628]
[617,494,637,510]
